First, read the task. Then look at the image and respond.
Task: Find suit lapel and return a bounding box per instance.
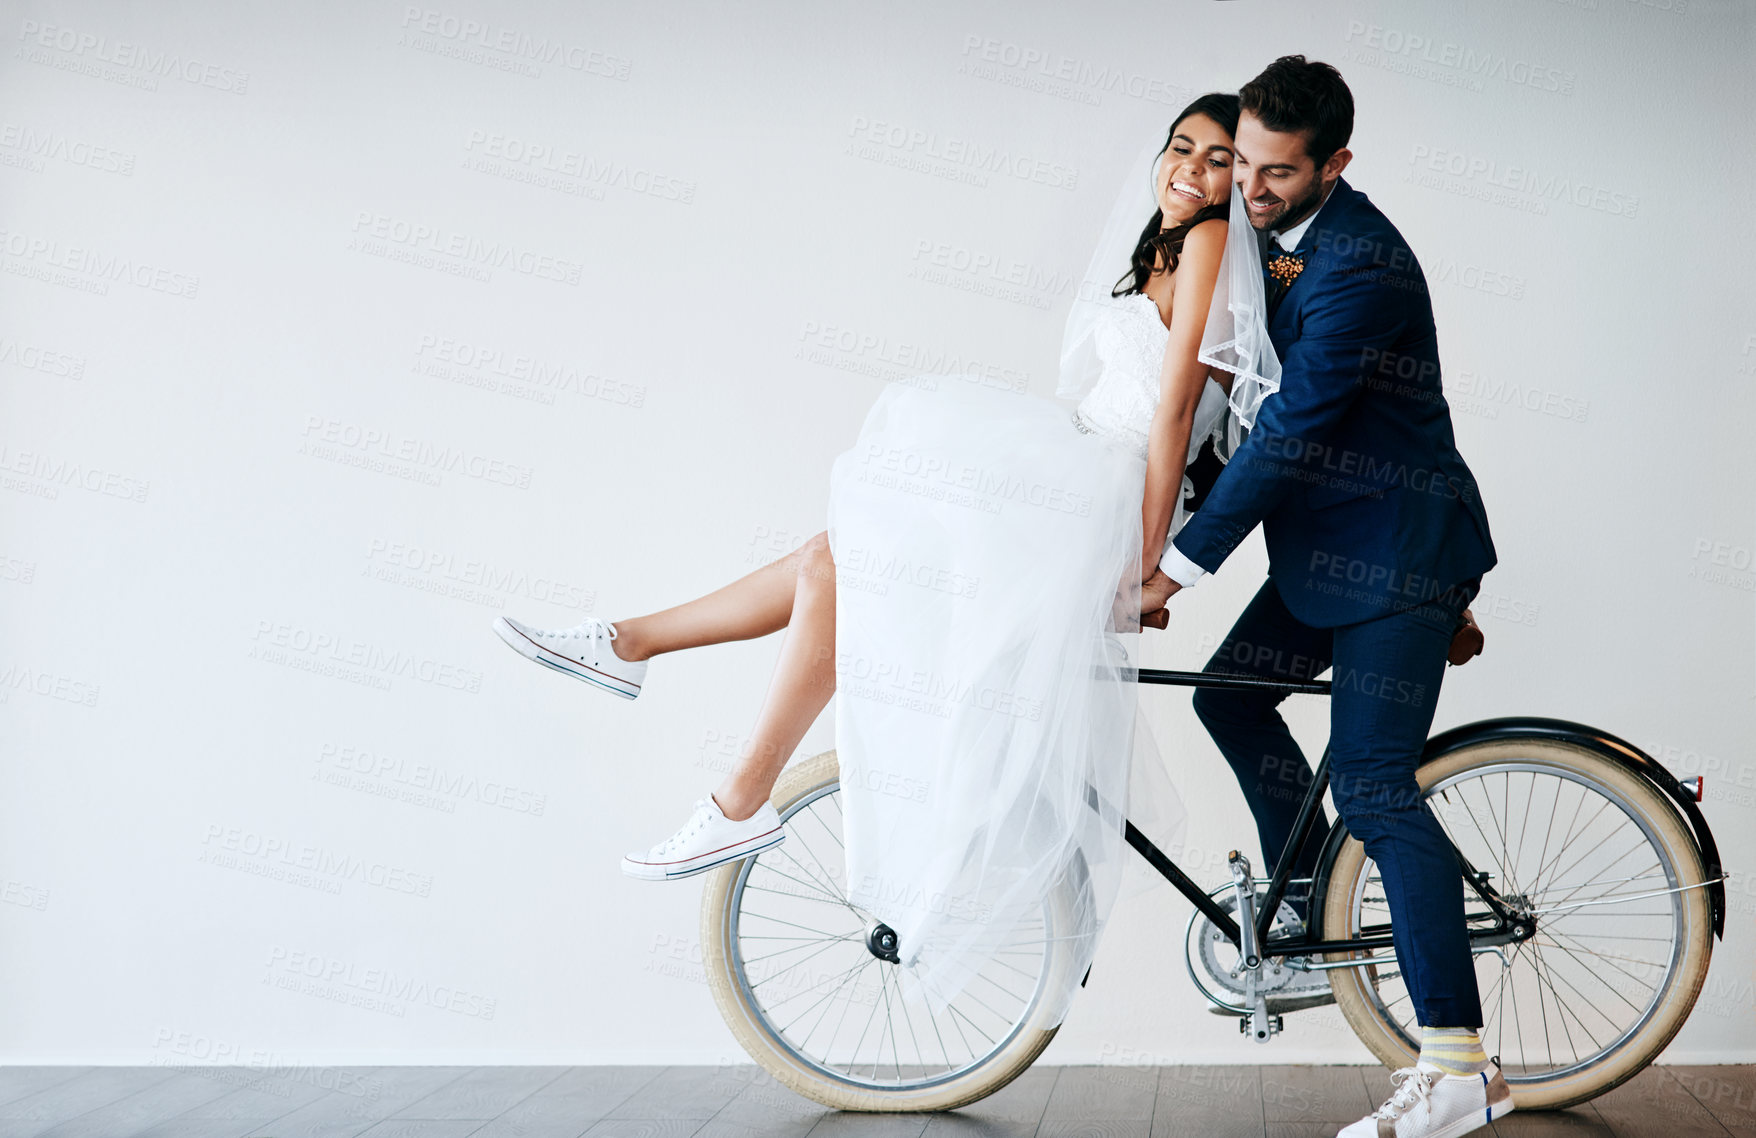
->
[1268,178,1353,340]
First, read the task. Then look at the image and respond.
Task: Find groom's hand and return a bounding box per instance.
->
[1140,568,1181,630]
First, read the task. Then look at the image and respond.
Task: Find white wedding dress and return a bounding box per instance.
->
[825,288,1233,1023]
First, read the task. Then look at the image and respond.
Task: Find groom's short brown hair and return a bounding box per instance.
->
[1240,55,1354,167]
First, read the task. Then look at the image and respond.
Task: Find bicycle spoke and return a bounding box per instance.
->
[943,981,977,1057]
[748,934,868,989]
[942,972,1018,1026]
[1452,790,1510,887]
[1540,837,1649,915]
[1527,936,1660,983]
[808,798,844,850]
[893,967,931,1076]
[1526,952,1613,1051]
[1481,773,1519,895]
[1526,796,1615,897]
[782,954,874,1041]
[947,999,1000,1048]
[1537,926,1662,1015]
[1526,933,1561,1067]
[1529,772,1565,916]
[847,960,887,1072]
[1542,968,1606,1062]
[1535,862,1666,914]
[768,848,863,915]
[742,909,861,939]
[740,882,865,908]
[965,961,1032,1007]
[1513,771,1537,891]
[1534,868,1668,902]
[981,951,1043,984]
[878,966,902,1081]
[740,931,862,965]
[748,856,848,902]
[920,979,956,1071]
[1511,943,1530,1068]
[1477,961,1508,1022]
[1494,959,1508,1065]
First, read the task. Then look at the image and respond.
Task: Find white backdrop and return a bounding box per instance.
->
[2,0,1753,1066]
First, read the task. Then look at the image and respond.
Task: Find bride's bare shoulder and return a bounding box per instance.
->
[1185,215,1228,251]
[1174,217,1227,281]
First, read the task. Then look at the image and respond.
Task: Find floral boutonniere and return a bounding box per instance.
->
[1266,251,1305,287]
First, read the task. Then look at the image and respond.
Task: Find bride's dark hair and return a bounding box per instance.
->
[1113,92,1240,298]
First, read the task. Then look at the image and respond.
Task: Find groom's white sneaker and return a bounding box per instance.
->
[1338,1060,1513,1138]
[621,796,786,880]
[492,616,646,699]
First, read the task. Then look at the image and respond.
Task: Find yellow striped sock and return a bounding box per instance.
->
[1419,1026,1490,1075]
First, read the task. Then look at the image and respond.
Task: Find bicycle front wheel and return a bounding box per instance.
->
[700,750,1086,1112]
[1321,736,1714,1109]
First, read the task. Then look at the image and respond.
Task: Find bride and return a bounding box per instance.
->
[491,93,1278,1016]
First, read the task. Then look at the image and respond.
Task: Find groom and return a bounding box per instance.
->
[1148,57,1507,1138]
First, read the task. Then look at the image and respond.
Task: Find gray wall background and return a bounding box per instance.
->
[2,0,1753,1063]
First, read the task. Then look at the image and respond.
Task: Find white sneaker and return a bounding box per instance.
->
[621,796,786,880]
[1339,1060,1514,1138]
[492,616,646,699]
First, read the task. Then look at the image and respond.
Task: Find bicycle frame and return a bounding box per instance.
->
[1126,667,1532,961]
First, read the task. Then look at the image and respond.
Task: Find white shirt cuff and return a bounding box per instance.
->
[1160,541,1208,588]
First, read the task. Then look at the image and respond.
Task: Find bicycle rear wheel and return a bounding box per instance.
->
[1320,737,1714,1109]
[700,750,1085,1111]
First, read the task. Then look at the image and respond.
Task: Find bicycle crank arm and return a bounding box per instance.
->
[1224,852,1285,1044]
[1227,852,1261,971]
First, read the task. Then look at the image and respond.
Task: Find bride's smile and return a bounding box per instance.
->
[1155,112,1235,224]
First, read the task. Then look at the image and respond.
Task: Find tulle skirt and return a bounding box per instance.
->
[826,376,1185,1025]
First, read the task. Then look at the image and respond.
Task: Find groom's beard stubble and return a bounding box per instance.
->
[1250,178,1326,234]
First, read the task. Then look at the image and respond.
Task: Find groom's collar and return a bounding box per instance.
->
[1270,177,1343,253]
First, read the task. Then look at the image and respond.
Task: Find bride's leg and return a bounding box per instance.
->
[711,532,838,821]
[610,538,817,662]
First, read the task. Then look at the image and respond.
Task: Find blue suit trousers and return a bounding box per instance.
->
[1192,578,1484,1029]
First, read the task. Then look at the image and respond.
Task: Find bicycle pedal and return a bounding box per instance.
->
[1240,1011,1284,1041]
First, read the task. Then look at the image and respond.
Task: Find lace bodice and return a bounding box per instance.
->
[1072,291,1234,549]
[1074,292,1174,460]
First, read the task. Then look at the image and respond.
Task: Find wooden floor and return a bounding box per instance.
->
[0,1063,1751,1138]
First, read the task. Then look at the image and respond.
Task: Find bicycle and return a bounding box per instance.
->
[697,665,1727,1113]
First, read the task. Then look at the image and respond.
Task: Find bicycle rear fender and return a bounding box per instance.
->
[1421,717,1726,939]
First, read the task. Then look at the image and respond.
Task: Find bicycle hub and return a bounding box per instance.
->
[866,921,901,963]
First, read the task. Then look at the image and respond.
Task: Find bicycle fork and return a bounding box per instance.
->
[1228,850,1284,1043]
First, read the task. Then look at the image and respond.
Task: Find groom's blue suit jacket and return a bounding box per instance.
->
[1172,176,1496,628]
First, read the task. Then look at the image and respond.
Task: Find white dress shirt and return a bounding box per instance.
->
[1267,187,1331,259]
